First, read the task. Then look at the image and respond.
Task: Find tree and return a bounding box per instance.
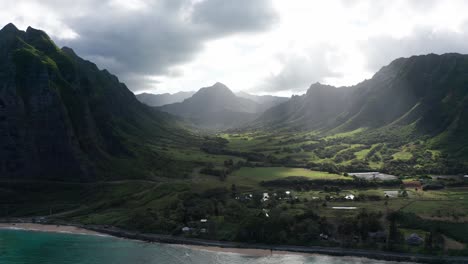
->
[231,184,237,198]
[424,231,433,250]
[387,212,402,250]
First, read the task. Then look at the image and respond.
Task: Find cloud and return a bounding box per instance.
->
[256,45,340,93]
[4,0,468,95]
[0,0,278,91]
[60,0,278,91]
[362,24,468,72]
[191,0,278,33]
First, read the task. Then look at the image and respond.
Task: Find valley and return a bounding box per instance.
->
[1,23,468,261]
[3,128,468,258]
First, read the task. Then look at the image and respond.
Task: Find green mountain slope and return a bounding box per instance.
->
[253,53,468,157]
[0,24,197,181]
[250,83,354,131]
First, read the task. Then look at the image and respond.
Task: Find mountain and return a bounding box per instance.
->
[0,23,196,181]
[159,82,264,130]
[334,54,468,134]
[136,91,195,106]
[253,53,468,156]
[235,91,288,110]
[250,83,354,131]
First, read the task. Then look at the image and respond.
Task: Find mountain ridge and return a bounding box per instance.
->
[251,53,468,157]
[136,91,195,107]
[0,23,197,181]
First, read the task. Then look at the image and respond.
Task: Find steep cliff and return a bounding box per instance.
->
[0,24,196,181]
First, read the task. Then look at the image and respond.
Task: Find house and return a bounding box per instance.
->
[406,233,424,246]
[319,233,329,240]
[200,219,208,223]
[182,227,190,232]
[404,181,422,189]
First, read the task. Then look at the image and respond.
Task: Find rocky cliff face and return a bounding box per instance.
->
[0,23,195,181]
[0,24,88,180]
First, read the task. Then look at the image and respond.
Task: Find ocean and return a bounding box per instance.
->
[0,229,414,264]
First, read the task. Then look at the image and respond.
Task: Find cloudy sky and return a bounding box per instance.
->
[2,0,468,96]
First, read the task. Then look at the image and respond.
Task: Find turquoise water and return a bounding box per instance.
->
[0,229,412,264]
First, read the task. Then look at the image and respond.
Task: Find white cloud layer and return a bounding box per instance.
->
[2,0,468,95]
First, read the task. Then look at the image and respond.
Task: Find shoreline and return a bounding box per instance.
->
[0,223,105,236]
[1,221,467,264]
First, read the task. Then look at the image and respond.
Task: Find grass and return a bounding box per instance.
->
[400,188,468,221]
[229,167,348,187]
[393,151,413,160]
[355,148,371,159]
[161,146,244,164]
[325,128,367,139]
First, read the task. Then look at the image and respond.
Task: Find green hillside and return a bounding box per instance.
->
[251,53,468,163]
[0,23,199,181]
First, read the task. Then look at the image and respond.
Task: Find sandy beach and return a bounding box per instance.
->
[176,244,314,257]
[0,223,298,257]
[0,223,105,236]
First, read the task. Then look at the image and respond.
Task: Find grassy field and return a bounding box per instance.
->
[161,146,244,164]
[229,167,348,186]
[393,151,413,160]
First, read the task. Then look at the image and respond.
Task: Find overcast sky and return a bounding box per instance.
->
[3,0,468,96]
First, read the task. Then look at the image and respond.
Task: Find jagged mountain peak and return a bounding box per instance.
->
[196,82,232,93]
[1,23,19,33]
[61,46,78,56]
[191,82,236,100]
[213,81,228,88]
[306,82,337,96]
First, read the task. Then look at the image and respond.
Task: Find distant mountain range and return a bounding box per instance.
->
[0,23,196,181]
[136,91,195,107]
[157,83,288,130]
[252,53,468,157]
[235,91,288,110]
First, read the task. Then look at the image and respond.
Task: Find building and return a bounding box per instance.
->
[406,233,424,246]
[320,233,329,240]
